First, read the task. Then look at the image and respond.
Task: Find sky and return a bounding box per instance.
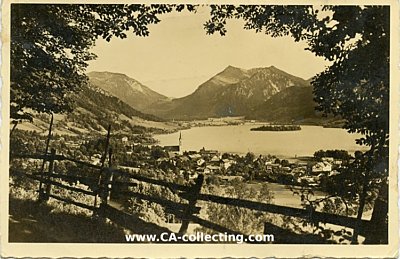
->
[87,7,331,98]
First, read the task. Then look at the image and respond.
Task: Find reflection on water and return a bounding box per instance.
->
[155,124,368,158]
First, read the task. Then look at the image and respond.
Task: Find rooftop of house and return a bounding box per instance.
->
[164,145,180,152]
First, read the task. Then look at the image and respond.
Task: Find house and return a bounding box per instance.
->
[189,154,202,161]
[200,148,219,157]
[210,155,222,166]
[222,159,235,170]
[156,157,169,163]
[91,157,101,165]
[312,161,332,174]
[210,155,220,162]
[197,159,206,167]
[167,151,178,158]
[122,137,129,142]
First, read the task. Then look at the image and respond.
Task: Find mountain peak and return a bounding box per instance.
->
[222,65,247,73]
[87,71,168,111]
[224,65,239,70]
[268,65,284,73]
[217,65,249,79]
[146,65,314,120]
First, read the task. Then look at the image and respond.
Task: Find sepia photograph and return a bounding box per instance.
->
[1,1,399,258]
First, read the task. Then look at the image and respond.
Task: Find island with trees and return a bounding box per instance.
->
[250,125,301,131]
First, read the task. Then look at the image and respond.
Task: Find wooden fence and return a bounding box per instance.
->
[9,126,373,244]
[10,150,373,243]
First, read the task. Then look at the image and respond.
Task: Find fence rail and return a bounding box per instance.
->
[193,193,369,232]
[9,124,373,243]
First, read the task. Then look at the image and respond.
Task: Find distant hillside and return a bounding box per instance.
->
[88,71,168,111]
[17,84,180,136]
[247,86,345,126]
[246,86,319,122]
[146,66,311,120]
[76,84,163,122]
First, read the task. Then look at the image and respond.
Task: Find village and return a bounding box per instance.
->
[82,134,351,189]
[10,128,351,191]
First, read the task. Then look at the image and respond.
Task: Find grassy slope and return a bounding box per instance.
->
[9,177,127,242]
[9,174,177,243]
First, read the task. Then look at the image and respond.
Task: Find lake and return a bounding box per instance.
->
[154,124,368,158]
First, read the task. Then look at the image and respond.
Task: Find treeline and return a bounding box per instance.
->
[313,149,352,161]
[250,125,301,131]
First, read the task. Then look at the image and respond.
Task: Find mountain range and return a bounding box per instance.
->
[20,65,342,139]
[88,66,327,123]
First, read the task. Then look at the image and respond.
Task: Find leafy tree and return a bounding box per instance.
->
[201,182,274,236]
[244,152,255,164]
[280,159,290,167]
[202,5,389,243]
[150,146,167,160]
[313,149,352,161]
[11,4,194,123]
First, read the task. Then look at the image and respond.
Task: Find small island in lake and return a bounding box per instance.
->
[250,125,301,131]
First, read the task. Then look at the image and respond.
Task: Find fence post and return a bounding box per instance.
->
[93,125,112,216]
[106,148,114,202]
[45,148,56,201]
[100,148,114,207]
[97,148,114,221]
[178,174,204,235]
[38,114,54,201]
[39,148,56,203]
[364,182,388,244]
